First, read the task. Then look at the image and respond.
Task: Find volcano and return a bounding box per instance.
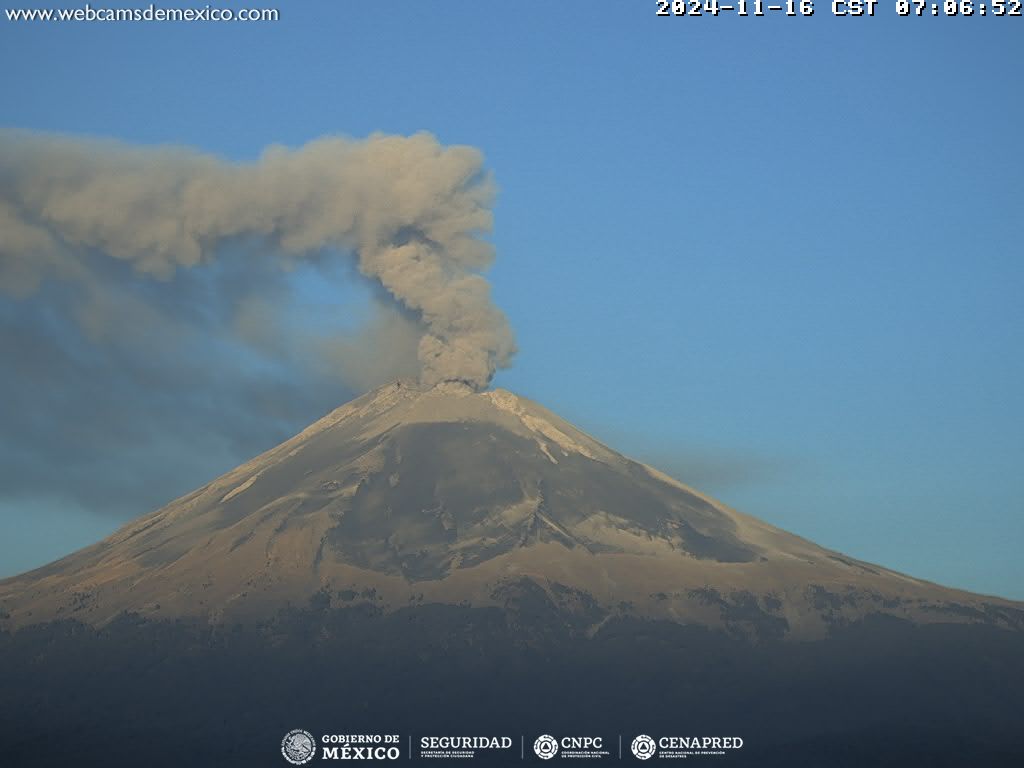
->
[3,379,1020,636]
[2,381,1023,767]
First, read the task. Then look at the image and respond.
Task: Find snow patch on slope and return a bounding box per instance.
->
[220,473,261,504]
[484,390,597,460]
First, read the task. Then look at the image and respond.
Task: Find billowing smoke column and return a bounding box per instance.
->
[0,130,515,389]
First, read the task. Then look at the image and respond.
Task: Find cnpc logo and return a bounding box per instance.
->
[534,735,604,759]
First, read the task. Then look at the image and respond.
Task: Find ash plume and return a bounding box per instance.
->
[0,129,516,389]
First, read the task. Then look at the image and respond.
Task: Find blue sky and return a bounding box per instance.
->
[1,3,1022,598]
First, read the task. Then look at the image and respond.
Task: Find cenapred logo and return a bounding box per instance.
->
[282,729,317,765]
[631,734,656,760]
[534,734,559,760]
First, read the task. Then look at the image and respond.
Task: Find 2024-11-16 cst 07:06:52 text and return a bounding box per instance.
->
[656,0,1021,15]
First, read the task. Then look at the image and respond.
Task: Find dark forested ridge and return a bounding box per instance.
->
[2,597,1023,767]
